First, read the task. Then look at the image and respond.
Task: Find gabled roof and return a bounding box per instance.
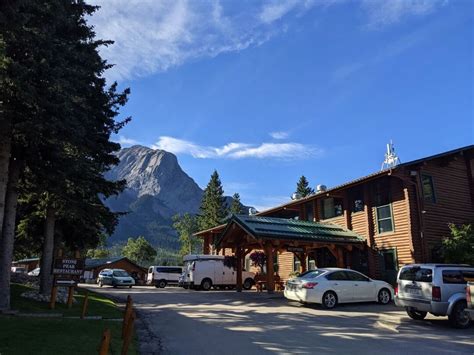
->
[84,257,146,271]
[215,215,365,247]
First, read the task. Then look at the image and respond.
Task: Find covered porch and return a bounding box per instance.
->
[214,215,366,293]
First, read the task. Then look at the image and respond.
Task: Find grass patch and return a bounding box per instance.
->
[11,283,123,318]
[0,316,137,355]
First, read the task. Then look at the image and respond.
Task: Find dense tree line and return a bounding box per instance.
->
[0,0,129,310]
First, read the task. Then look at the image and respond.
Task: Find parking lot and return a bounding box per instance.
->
[86,285,473,355]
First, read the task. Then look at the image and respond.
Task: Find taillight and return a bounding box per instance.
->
[394,285,398,296]
[302,282,318,289]
[432,286,441,302]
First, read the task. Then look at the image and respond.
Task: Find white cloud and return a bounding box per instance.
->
[362,0,448,28]
[116,135,141,146]
[270,131,289,140]
[88,0,447,81]
[151,136,320,160]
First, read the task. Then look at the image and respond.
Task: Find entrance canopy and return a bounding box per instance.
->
[214,215,366,293]
[215,215,365,250]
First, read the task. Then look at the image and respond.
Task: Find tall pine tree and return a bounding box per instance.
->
[295,175,314,198]
[198,170,226,230]
[230,192,243,215]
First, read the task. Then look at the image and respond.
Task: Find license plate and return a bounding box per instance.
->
[406,287,421,296]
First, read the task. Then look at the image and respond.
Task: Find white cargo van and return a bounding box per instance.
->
[181,254,255,291]
[147,266,183,288]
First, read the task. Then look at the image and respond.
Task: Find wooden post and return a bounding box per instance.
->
[364,185,376,278]
[49,286,58,310]
[344,193,352,230]
[203,235,210,255]
[122,295,133,339]
[300,253,307,273]
[67,286,75,309]
[236,246,243,292]
[98,328,111,355]
[336,247,344,268]
[49,249,63,309]
[264,242,275,294]
[81,291,89,319]
[121,311,136,355]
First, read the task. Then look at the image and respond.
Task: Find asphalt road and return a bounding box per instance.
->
[84,285,474,355]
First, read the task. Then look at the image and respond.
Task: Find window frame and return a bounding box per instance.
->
[421,174,436,203]
[321,197,344,220]
[375,203,395,234]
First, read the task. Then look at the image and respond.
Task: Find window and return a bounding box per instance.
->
[442,270,474,284]
[293,256,301,272]
[305,202,314,221]
[346,271,369,282]
[351,189,364,212]
[399,267,432,283]
[321,198,343,219]
[422,174,436,203]
[376,204,394,233]
[326,271,349,281]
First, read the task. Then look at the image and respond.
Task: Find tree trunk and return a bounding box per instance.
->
[0,155,21,311]
[39,205,56,295]
[0,119,12,235]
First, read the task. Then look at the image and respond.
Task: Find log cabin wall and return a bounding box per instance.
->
[370,177,415,266]
[278,251,294,280]
[414,155,474,261]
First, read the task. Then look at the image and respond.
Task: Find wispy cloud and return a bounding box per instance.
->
[270,131,290,140]
[333,12,448,82]
[362,0,448,28]
[151,136,320,160]
[88,0,447,81]
[116,135,141,146]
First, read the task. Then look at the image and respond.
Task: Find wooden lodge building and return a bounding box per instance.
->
[195,145,474,291]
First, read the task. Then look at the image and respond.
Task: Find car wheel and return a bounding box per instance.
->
[201,278,212,291]
[243,278,254,290]
[448,301,471,329]
[406,309,427,320]
[157,280,167,288]
[378,288,391,304]
[322,291,338,309]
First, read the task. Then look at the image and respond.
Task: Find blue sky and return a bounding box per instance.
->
[90,0,473,210]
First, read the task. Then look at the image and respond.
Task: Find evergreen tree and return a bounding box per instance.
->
[0,0,129,307]
[173,213,200,257]
[122,236,157,266]
[295,175,314,198]
[230,193,243,215]
[198,170,226,230]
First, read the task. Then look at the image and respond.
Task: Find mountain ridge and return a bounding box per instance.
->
[105,145,246,250]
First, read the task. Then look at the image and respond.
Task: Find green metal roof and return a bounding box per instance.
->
[216,215,365,246]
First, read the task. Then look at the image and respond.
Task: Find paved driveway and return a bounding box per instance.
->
[84,285,473,355]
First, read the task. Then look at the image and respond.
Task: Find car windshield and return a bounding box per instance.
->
[298,270,326,279]
[113,270,130,277]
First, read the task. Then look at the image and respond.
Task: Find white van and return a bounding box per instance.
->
[147,266,183,288]
[181,254,255,291]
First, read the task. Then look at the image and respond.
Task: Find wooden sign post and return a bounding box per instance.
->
[50,250,84,309]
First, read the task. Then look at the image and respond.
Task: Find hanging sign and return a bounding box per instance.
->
[287,247,305,253]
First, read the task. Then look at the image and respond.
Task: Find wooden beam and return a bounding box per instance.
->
[343,193,352,230]
[236,246,243,292]
[336,247,344,268]
[264,241,275,293]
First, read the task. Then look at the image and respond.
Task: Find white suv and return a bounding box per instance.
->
[394,264,474,328]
